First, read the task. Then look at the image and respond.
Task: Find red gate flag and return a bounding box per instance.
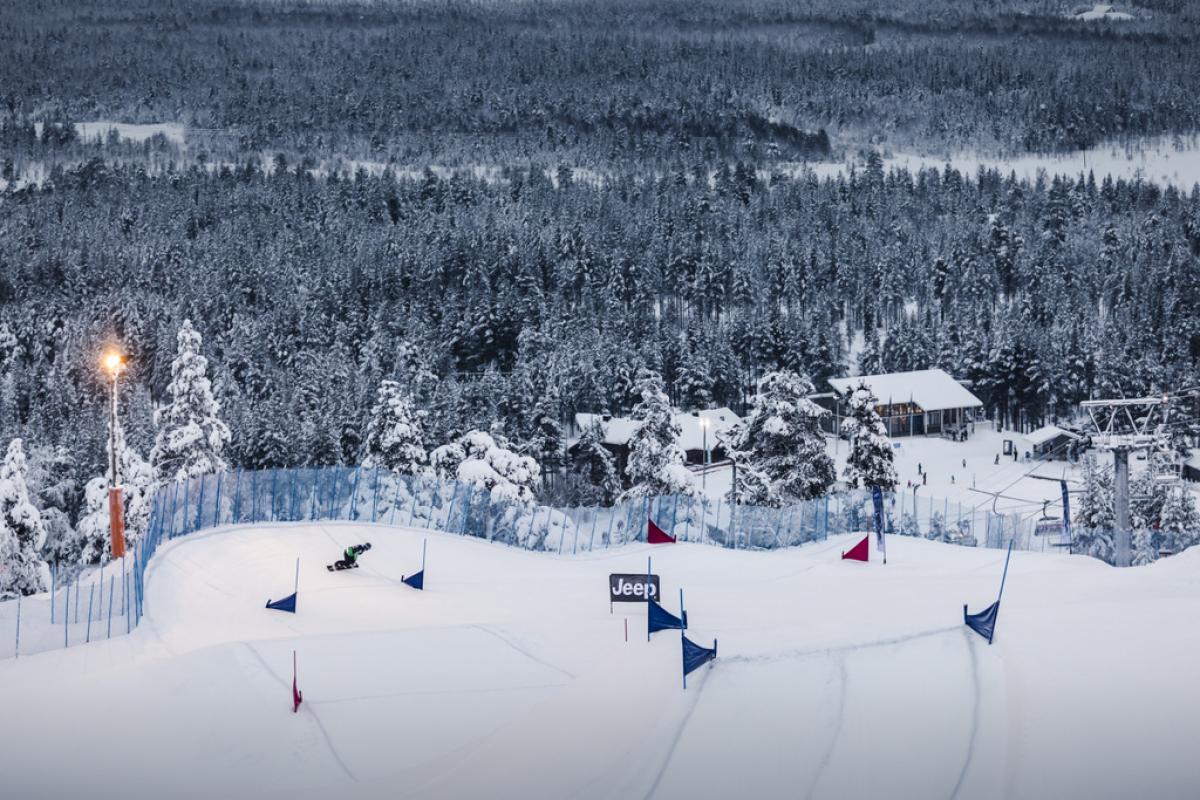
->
[648,518,676,544]
[292,651,303,713]
[842,535,869,562]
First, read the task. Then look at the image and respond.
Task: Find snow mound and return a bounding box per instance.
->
[0,524,1197,799]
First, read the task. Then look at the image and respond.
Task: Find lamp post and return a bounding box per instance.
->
[700,417,710,491]
[103,351,127,558]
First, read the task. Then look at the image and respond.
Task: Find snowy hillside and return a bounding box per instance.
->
[1,522,1197,799]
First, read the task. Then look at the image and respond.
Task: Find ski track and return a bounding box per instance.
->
[308,681,570,706]
[725,624,961,665]
[640,664,712,800]
[806,652,848,800]
[239,640,360,783]
[470,623,577,681]
[948,628,981,800]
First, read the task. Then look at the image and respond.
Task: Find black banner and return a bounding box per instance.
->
[609,573,660,603]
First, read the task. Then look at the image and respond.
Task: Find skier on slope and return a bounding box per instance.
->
[331,542,372,571]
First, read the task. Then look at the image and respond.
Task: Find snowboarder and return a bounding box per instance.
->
[328,542,372,571]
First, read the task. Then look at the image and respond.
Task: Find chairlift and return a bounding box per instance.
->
[1150,449,1183,484]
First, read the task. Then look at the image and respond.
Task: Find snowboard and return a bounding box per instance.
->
[326,561,360,572]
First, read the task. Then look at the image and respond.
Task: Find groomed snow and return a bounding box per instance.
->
[1,521,1197,799]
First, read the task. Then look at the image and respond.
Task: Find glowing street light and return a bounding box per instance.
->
[103,349,127,558]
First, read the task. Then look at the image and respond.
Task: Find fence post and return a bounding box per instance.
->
[444,483,460,533]
[250,471,259,524]
[86,584,95,643]
[461,486,474,536]
[270,469,278,522]
[348,467,361,521]
[289,469,298,522]
[107,574,115,639]
[181,478,191,534]
[683,495,693,542]
[195,474,207,532]
[232,470,243,524]
[213,471,224,527]
[371,468,381,523]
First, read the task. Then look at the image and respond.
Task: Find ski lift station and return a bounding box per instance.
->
[1022,425,1084,460]
[818,369,984,439]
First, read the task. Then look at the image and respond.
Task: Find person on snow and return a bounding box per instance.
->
[335,542,372,570]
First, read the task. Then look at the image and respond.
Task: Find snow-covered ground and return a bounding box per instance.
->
[701,428,1094,514]
[1,521,1197,799]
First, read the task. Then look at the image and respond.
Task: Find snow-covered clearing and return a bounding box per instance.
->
[783,134,1200,189]
[1,521,1197,799]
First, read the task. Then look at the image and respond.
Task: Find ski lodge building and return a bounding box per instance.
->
[817,369,984,439]
[569,408,742,474]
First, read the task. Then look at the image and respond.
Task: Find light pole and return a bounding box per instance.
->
[700,417,710,491]
[103,350,127,559]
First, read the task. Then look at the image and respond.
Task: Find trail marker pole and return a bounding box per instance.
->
[680,589,687,690]
[14,595,21,657]
[646,556,652,642]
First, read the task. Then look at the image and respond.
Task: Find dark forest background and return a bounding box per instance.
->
[2,0,1200,521]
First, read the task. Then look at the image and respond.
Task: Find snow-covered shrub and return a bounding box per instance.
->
[0,439,50,596]
[431,430,540,502]
[77,477,112,566]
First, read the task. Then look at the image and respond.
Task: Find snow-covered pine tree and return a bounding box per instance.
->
[361,380,428,475]
[525,386,565,482]
[151,320,231,483]
[726,370,834,503]
[1077,455,1115,529]
[1158,484,1200,555]
[1075,454,1116,562]
[840,382,898,491]
[565,419,621,506]
[0,439,50,596]
[623,370,696,498]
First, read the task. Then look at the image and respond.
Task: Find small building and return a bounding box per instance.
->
[1071,5,1134,22]
[823,369,984,438]
[1183,451,1200,483]
[1022,425,1083,460]
[571,408,741,474]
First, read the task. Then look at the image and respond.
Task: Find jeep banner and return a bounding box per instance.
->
[609,573,661,603]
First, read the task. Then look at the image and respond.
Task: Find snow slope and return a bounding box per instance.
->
[1,522,1197,799]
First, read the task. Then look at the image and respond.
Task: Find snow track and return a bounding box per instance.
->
[1,524,1198,799]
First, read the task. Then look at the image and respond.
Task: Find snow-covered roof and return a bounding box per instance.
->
[1023,425,1082,447]
[574,408,741,450]
[676,408,741,451]
[827,369,982,413]
[1073,4,1134,21]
